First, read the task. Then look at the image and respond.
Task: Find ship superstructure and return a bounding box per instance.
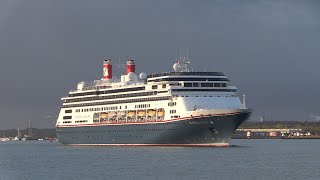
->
[56,57,251,146]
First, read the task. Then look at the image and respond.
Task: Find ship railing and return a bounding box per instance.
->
[147,72,225,78]
[69,80,146,93]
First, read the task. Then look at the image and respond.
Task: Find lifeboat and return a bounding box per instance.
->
[93,113,100,120]
[147,110,156,117]
[138,110,146,117]
[127,111,136,117]
[100,113,108,119]
[157,109,164,117]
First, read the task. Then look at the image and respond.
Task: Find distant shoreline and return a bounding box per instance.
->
[232,136,320,140]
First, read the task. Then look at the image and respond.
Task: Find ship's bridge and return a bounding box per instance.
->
[146,71,235,92]
[147,72,230,83]
[147,72,226,78]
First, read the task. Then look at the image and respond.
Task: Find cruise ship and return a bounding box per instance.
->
[56,57,251,146]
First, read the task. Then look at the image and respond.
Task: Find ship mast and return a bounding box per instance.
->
[174,49,191,72]
[28,120,32,138]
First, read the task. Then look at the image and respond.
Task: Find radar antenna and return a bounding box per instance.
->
[174,49,191,72]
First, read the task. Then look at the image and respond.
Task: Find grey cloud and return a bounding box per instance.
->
[0,0,319,129]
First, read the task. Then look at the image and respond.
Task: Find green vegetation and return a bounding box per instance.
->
[239,121,320,135]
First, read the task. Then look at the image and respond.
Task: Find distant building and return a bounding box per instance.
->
[233,129,311,139]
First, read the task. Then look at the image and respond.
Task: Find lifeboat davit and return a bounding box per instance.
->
[119,111,126,117]
[108,112,117,118]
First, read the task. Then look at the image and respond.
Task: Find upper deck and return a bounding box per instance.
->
[69,71,230,94]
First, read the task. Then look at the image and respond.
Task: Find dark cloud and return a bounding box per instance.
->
[0,0,319,129]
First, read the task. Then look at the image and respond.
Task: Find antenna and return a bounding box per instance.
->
[114,56,126,78]
[187,48,189,60]
[28,120,32,137]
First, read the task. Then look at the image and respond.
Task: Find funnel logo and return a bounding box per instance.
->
[103,68,109,76]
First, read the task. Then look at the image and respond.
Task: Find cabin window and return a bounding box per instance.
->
[162,84,166,88]
[170,110,177,114]
[65,110,72,113]
[63,116,72,120]
[152,85,158,89]
[193,83,199,87]
[214,83,221,87]
[184,83,192,87]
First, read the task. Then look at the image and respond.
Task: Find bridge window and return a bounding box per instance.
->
[201,83,213,87]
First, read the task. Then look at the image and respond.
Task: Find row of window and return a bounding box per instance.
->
[62,121,72,124]
[76,106,120,113]
[158,90,169,94]
[184,83,227,88]
[169,83,182,86]
[135,104,151,109]
[168,102,177,107]
[65,91,157,104]
[172,89,236,92]
[151,84,168,89]
[69,87,145,97]
[62,96,171,108]
[171,115,180,118]
[169,110,177,114]
[75,120,88,123]
[148,77,229,82]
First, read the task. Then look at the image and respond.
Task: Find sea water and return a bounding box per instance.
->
[0,139,319,180]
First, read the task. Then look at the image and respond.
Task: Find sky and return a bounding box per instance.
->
[0,0,319,129]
